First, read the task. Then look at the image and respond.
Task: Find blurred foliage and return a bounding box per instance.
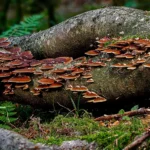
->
[0,0,150,35]
[0,14,44,37]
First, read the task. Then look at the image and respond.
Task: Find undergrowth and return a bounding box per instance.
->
[0,101,17,129]
[14,112,148,150]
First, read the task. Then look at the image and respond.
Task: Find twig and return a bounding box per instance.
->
[123,129,150,150]
[95,108,150,121]
[57,102,72,112]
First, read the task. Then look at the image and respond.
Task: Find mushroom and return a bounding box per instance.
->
[83,91,99,98]
[8,76,31,83]
[40,64,54,70]
[59,74,80,80]
[86,78,94,83]
[88,96,107,103]
[0,72,12,78]
[143,64,150,68]
[49,82,63,88]
[0,41,11,48]
[6,60,22,67]
[52,68,66,74]
[35,85,50,90]
[37,78,55,85]
[111,63,127,68]
[30,60,41,67]
[82,73,92,79]
[13,68,35,74]
[85,50,99,56]
[55,57,73,64]
[70,86,88,92]
[71,68,84,75]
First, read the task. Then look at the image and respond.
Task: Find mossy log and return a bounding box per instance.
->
[0,37,150,107]
[8,7,150,59]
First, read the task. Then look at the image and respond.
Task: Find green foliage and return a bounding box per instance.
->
[81,118,145,150]
[32,113,99,145]
[0,14,44,37]
[131,105,139,111]
[118,109,125,115]
[30,114,147,149]
[0,102,17,127]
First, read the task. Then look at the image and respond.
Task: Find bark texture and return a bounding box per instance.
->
[9,7,150,59]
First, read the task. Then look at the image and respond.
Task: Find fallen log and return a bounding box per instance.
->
[0,37,150,107]
[8,7,150,59]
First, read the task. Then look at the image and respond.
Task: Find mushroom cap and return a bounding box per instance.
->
[136,59,146,64]
[86,78,94,83]
[127,66,136,70]
[40,64,54,70]
[0,41,11,47]
[82,73,92,79]
[111,63,127,68]
[0,37,8,43]
[6,60,22,67]
[49,83,63,88]
[92,97,107,103]
[71,68,84,75]
[52,68,66,73]
[35,85,50,90]
[70,86,88,92]
[0,67,10,71]
[38,78,55,85]
[143,64,150,68]
[55,57,73,64]
[87,62,106,67]
[30,61,41,67]
[103,49,120,55]
[0,72,12,78]
[8,76,31,83]
[59,74,80,80]
[83,91,99,98]
[15,84,28,89]
[85,50,99,56]
[13,68,35,74]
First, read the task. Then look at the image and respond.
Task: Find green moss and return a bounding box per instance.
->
[26,114,147,149]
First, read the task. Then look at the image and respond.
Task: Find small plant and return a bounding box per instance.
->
[0,101,17,128]
[69,92,82,117]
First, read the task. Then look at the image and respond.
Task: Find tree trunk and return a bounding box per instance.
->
[8,7,150,59]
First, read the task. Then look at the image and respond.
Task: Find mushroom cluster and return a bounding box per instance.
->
[1,36,150,103]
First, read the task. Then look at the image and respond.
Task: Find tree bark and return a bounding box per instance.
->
[8,6,150,59]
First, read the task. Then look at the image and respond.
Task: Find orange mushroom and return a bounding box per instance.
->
[38,78,55,85]
[8,76,31,83]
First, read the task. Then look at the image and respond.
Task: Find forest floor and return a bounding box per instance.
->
[1,101,150,150]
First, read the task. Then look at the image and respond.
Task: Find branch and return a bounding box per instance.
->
[123,129,150,150]
[95,108,150,121]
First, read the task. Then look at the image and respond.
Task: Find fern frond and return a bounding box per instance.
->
[0,14,44,37]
